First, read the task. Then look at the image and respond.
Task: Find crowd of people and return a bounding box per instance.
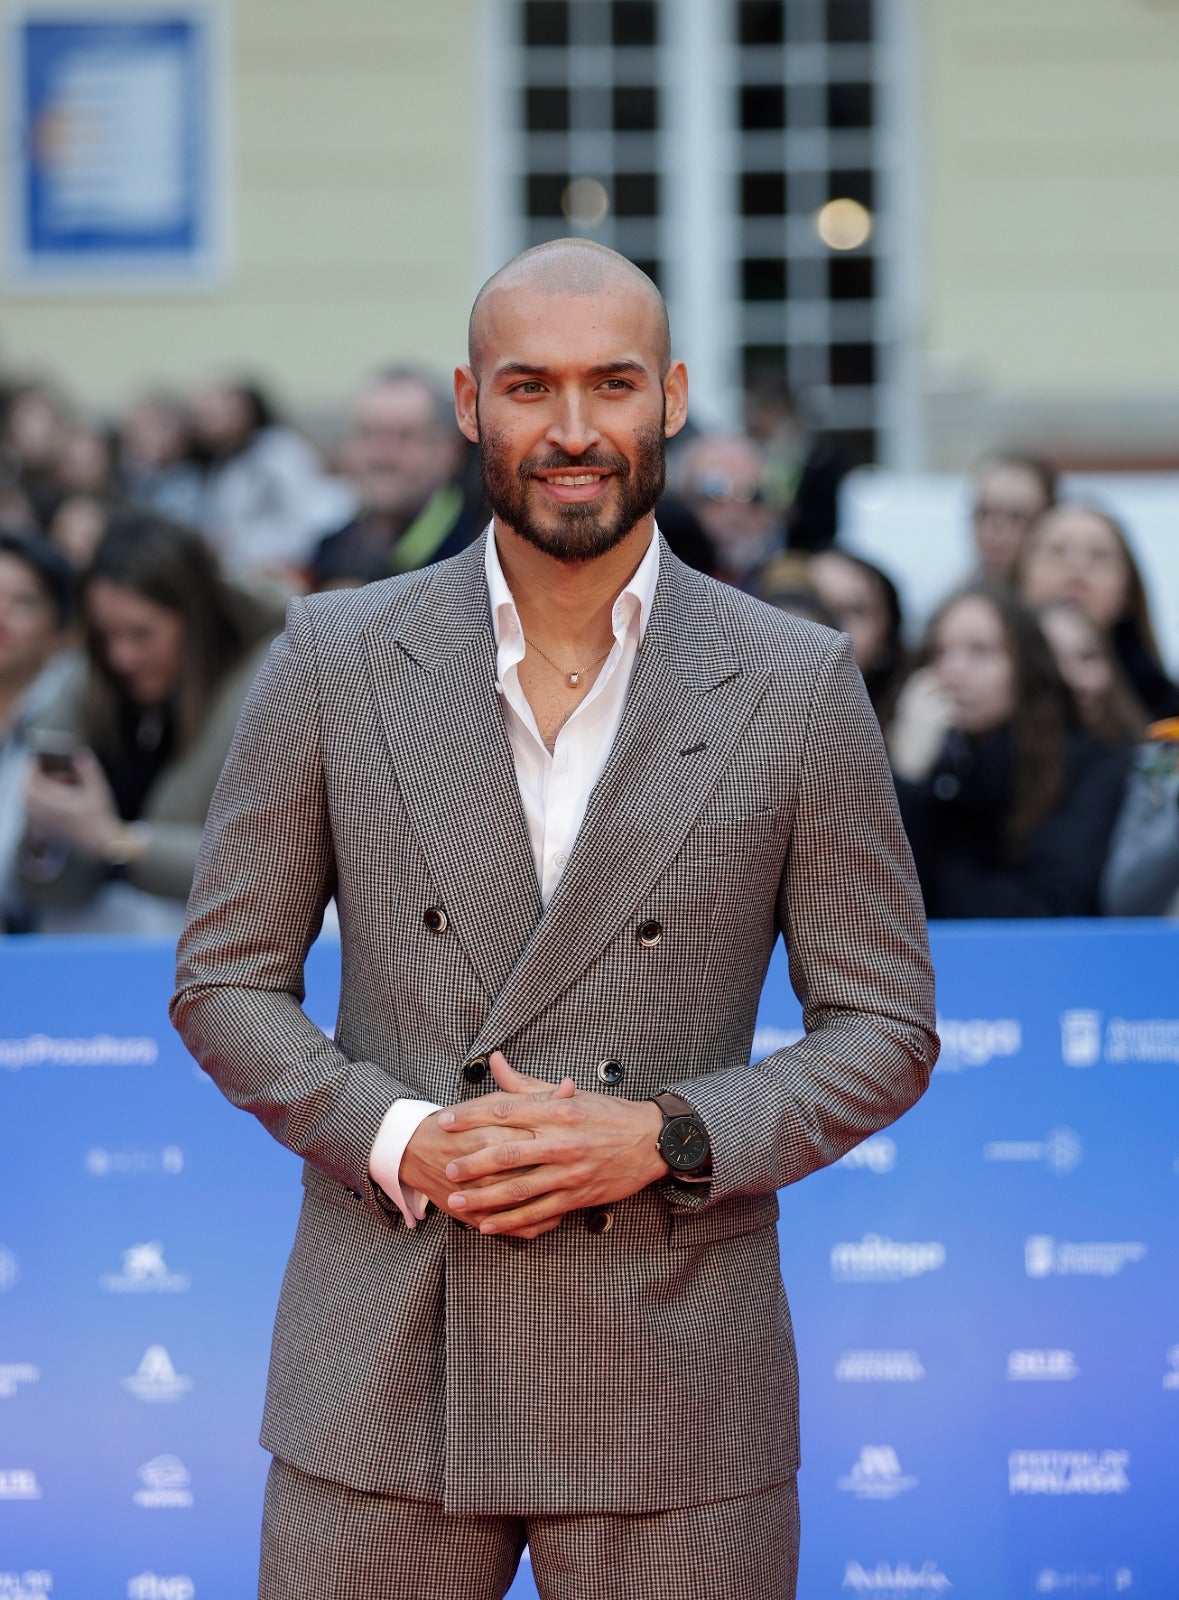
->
[1,366,1177,934]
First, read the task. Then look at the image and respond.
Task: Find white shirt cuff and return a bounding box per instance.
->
[368,1099,441,1228]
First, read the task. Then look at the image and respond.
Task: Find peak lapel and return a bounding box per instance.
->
[471,552,771,1057]
[363,546,540,1000]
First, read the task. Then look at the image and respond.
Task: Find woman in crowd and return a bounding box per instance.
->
[0,535,75,932]
[889,584,1127,919]
[807,548,908,726]
[1035,601,1147,747]
[1016,503,1179,721]
[21,510,281,932]
[968,450,1057,585]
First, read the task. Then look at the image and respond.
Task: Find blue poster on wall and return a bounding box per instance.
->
[5,8,224,284]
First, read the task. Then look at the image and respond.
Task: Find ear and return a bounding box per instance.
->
[662,360,689,439]
[454,366,480,444]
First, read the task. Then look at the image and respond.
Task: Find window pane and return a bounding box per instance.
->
[613,85,659,131]
[829,342,877,386]
[614,172,660,216]
[829,255,875,300]
[741,85,786,131]
[828,168,874,207]
[826,0,873,45]
[525,86,571,133]
[612,1,658,47]
[827,82,874,130]
[523,1,569,48]
[741,171,787,216]
[526,173,568,217]
[738,1,785,46]
[742,257,788,302]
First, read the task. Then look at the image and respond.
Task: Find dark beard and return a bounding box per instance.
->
[477,412,666,565]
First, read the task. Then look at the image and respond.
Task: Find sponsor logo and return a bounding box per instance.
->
[86,1145,184,1177]
[1164,1345,1179,1391]
[984,1126,1083,1175]
[0,1575,53,1599]
[1007,1349,1079,1382]
[835,1350,925,1383]
[842,1562,952,1593]
[1036,1569,1134,1594]
[133,1456,193,1510]
[1025,1237,1147,1278]
[0,1470,40,1500]
[127,1578,194,1600]
[838,1445,918,1500]
[121,1346,192,1403]
[1060,1010,1179,1066]
[101,1243,190,1294]
[936,1014,1021,1071]
[1009,1450,1130,1495]
[0,1247,17,1293]
[1060,1009,1103,1068]
[0,1034,157,1071]
[751,1024,804,1057]
[0,1365,40,1400]
[831,1234,946,1282]
[839,1136,897,1174]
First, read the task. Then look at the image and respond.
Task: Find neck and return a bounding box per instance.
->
[492,513,655,653]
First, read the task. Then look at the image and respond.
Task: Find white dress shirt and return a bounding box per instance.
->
[367,524,660,1225]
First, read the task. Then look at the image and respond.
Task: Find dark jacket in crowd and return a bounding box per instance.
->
[894,728,1128,919]
[309,485,480,588]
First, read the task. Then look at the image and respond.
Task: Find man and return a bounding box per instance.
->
[172,239,937,1600]
[308,366,480,588]
[679,430,786,588]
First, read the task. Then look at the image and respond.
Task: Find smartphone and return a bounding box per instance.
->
[30,731,81,784]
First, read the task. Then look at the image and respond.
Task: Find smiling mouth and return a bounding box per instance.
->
[536,473,611,485]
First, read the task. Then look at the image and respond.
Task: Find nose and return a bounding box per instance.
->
[545,392,601,457]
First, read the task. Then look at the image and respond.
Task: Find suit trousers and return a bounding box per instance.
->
[259,1455,800,1600]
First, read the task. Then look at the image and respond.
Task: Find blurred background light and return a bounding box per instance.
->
[816,198,873,252]
[561,176,610,229]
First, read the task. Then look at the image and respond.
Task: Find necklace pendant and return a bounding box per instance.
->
[569,671,580,685]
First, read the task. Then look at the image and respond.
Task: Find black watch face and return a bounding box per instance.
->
[661,1115,709,1173]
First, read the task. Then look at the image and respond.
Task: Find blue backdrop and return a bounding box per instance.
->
[1,923,1175,1600]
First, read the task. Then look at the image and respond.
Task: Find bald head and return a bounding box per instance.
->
[468,240,671,377]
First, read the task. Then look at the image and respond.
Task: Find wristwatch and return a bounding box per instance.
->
[650,1092,712,1179]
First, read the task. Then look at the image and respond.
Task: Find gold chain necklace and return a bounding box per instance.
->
[523,633,612,687]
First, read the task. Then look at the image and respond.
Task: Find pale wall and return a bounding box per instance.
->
[0,0,480,417]
[921,0,1179,462]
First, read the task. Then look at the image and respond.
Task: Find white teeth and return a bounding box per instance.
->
[550,475,599,486]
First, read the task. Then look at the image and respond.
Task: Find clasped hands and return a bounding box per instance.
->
[400,1051,669,1240]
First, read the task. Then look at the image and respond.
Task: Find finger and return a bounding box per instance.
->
[437,1095,576,1133]
[475,1193,579,1236]
[488,1050,576,1099]
[444,1131,578,1186]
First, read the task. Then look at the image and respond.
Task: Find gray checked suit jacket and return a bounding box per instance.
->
[171,533,937,1517]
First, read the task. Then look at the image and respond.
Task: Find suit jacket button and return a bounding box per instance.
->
[585,1208,614,1235]
[596,1058,624,1086]
[636,919,663,948]
[462,1056,488,1084]
[424,906,449,933]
